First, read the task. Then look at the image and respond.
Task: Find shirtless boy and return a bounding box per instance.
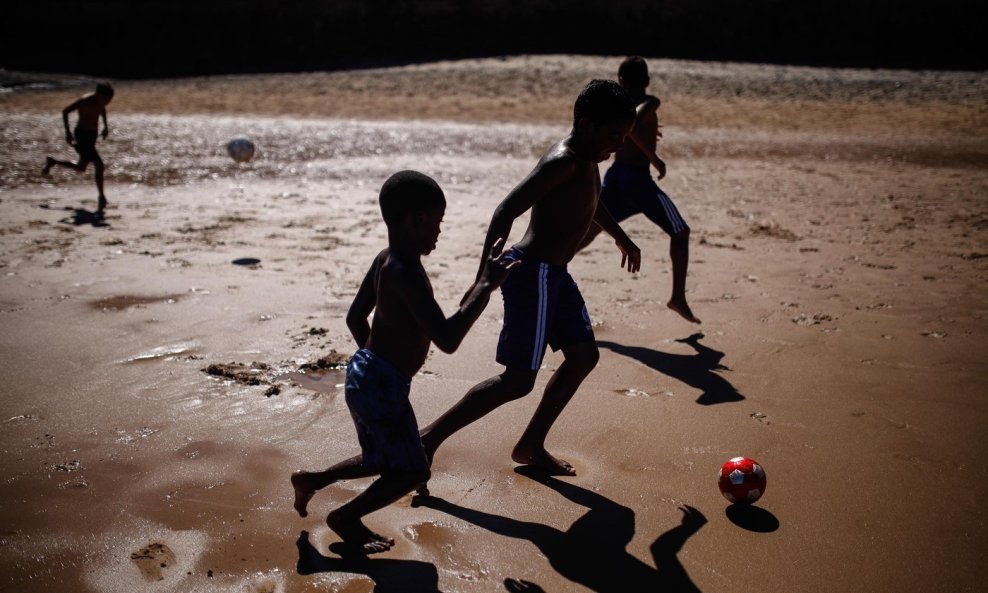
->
[42,82,114,216]
[291,170,517,554]
[578,56,700,324]
[417,79,642,478]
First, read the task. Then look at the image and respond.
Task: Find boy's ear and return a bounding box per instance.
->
[575,115,594,135]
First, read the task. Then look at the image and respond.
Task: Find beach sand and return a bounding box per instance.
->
[1,55,986,592]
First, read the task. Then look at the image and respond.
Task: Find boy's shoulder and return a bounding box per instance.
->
[639,94,661,108]
[376,248,425,285]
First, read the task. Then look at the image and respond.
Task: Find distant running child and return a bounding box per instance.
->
[42,82,115,217]
[578,57,700,324]
[291,170,518,554]
[417,79,642,478]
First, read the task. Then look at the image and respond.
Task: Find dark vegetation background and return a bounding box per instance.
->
[4,0,984,78]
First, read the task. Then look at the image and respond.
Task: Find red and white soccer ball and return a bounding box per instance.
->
[718,456,767,504]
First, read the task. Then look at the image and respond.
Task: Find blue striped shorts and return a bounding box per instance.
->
[495,247,595,370]
[600,162,689,235]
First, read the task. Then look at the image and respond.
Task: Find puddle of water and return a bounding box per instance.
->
[123,342,199,363]
[91,294,184,311]
[286,370,345,395]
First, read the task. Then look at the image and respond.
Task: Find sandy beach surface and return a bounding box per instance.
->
[1,55,986,593]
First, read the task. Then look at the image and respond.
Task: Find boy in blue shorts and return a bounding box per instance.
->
[291,170,517,554]
[578,57,700,324]
[418,80,642,477]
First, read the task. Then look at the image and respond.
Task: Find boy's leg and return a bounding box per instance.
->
[94,155,107,213]
[328,469,429,554]
[512,340,599,475]
[291,454,379,517]
[636,181,700,324]
[667,229,700,323]
[43,157,87,175]
[420,368,538,458]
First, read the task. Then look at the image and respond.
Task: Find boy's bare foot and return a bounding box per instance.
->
[668,298,701,324]
[291,471,316,517]
[327,511,394,555]
[511,446,575,476]
[42,157,54,176]
[97,195,108,213]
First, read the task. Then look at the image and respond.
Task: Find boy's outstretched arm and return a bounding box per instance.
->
[345,252,384,347]
[61,99,82,143]
[593,201,642,273]
[403,239,518,354]
[101,107,109,139]
[629,95,667,179]
[628,133,667,180]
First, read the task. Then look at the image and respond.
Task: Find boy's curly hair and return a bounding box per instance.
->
[573,79,635,127]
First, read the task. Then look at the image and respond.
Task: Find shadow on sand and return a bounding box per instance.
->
[413,466,707,593]
[725,504,780,533]
[54,205,108,227]
[296,530,443,592]
[597,333,744,405]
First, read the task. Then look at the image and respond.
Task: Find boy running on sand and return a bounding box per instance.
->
[291,170,517,554]
[42,82,114,217]
[417,79,642,478]
[578,56,700,324]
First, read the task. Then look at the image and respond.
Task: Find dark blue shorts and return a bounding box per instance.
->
[344,348,429,473]
[600,162,689,235]
[72,128,100,163]
[496,247,595,370]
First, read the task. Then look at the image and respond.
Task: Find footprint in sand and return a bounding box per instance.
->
[403,521,488,581]
[130,542,177,582]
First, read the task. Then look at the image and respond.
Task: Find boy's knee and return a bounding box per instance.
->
[409,468,431,489]
[566,342,600,372]
[501,370,538,398]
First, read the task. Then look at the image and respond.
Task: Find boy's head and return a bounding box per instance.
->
[573,79,635,128]
[572,80,635,162]
[379,170,447,253]
[617,56,649,89]
[96,82,114,103]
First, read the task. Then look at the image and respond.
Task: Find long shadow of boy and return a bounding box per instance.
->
[296,530,443,593]
[415,466,706,593]
[597,333,743,405]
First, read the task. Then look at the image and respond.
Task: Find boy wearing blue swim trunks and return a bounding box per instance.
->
[291,171,517,554]
[418,80,642,478]
[42,82,114,217]
[579,57,701,324]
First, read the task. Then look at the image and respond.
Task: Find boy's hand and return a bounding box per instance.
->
[480,237,520,289]
[655,157,667,181]
[617,237,641,273]
[101,128,109,139]
[65,131,74,145]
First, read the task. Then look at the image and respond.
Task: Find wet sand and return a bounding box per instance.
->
[1,55,986,592]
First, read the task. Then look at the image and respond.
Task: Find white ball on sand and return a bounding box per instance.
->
[226,137,256,163]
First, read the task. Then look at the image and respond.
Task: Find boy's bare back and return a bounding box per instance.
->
[360,249,435,378]
[614,94,661,169]
[67,93,107,132]
[513,140,603,266]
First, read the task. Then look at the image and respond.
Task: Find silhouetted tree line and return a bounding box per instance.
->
[5,0,983,77]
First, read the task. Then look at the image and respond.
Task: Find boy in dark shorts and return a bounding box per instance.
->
[42,82,114,217]
[417,79,642,478]
[291,170,517,554]
[578,57,700,324]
